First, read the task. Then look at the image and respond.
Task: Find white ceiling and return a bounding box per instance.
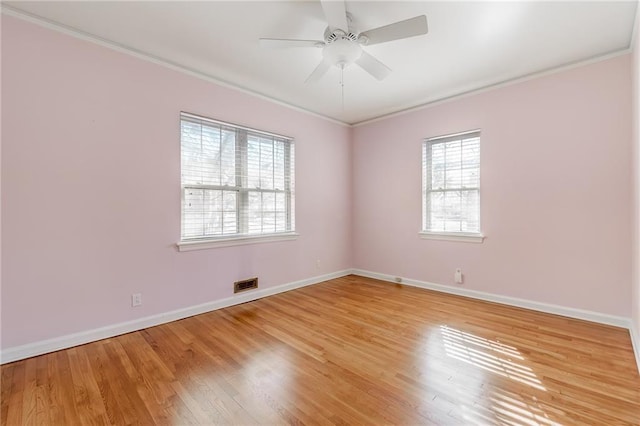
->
[4,1,638,124]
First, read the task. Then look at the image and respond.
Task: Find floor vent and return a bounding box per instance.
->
[234,277,258,293]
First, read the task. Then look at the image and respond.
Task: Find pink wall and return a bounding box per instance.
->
[1,16,352,349]
[632,10,640,348]
[353,55,633,317]
[1,13,636,355]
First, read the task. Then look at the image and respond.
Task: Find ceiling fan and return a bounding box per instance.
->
[259,0,428,83]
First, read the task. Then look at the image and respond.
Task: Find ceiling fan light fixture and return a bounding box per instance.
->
[322,37,362,67]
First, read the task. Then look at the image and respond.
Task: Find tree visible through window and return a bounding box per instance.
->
[180,113,295,240]
[422,131,480,234]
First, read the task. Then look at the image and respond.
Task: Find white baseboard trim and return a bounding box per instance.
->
[0,269,351,364]
[4,268,638,372]
[351,269,631,328]
[354,268,640,373]
[630,323,640,374]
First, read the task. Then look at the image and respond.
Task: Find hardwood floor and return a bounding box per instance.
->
[2,275,639,425]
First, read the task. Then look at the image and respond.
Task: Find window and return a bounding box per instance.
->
[421,130,483,242]
[179,112,295,248]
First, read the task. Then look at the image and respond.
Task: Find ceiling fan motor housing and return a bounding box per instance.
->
[323,31,363,67]
[325,28,358,44]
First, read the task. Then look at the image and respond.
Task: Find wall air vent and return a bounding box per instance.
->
[234,277,258,293]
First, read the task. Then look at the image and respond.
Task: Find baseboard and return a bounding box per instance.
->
[4,269,637,371]
[630,322,640,374]
[354,268,640,373]
[0,269,351,364]
[351,269,631,328]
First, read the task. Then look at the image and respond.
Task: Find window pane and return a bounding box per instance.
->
[260,138,274,190]
[264,192,276,234]
[204,211,222,236]
[181,121,202,186]
[444,191,462,232]
[222,190,236,211]
[462,138,479,168]
[248,191,262,234]
[181,114,294,240]
[430,144,445,189]
[423,132,480,234]
[262,192,275,212]
[275,212,286,232]
[428,191,445,232]
[274,141,286,190]
[263,212,276,233]
[183,188,204,237]
[222,191,237,233]
[460,190,479,232]
[203,190,222,235]
[247,136,260,188]
[445,141,461,170]
[223,211,237,234]
[221,129,236,186]
[275,193,286,212]
[446,168,462,189]
[200,125,221,185]
[208,189,223,211]
[461,168,479,188]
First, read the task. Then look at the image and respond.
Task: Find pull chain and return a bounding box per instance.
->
[341,65,345,111]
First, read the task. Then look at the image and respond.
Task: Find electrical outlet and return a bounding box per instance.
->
[455,268,463,284]
[132,293,142,307]
[316,259,321,269]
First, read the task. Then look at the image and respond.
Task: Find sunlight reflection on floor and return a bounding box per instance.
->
[441,325,546,391]
[440,325,564,426]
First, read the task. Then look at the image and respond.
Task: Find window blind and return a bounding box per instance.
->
[422,131,480,233]
[180,113,295,240]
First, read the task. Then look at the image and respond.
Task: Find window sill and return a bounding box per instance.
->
[177,232,299,251]
[419,231,485,243]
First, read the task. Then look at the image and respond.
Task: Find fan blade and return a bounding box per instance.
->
[355,51,392,81]
[320,0,349,31]
[259,38,324,48]
[359,15,428,46]
[305,59,332,83]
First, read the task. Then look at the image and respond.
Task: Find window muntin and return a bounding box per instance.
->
[181,113,294,241]
[422,131,480,234]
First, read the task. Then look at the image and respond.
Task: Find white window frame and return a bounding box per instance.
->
[420,130,484,243]
[177,112,297,251]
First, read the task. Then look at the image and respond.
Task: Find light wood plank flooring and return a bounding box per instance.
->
[2,275,639,425]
